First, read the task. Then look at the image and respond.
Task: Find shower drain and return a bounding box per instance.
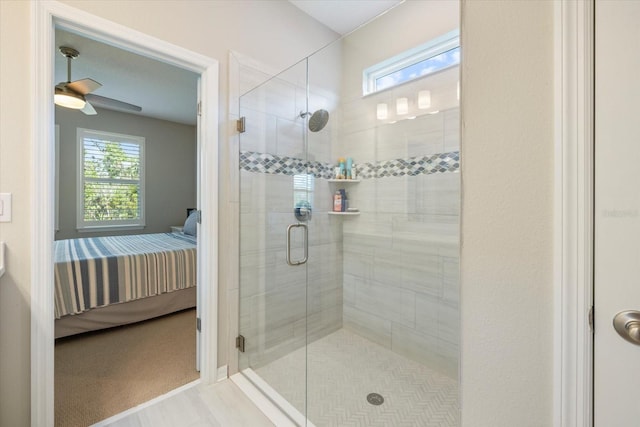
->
[366,392,384,406]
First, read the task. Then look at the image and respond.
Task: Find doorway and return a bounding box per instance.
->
[52,27,201,425]
[31,2,219,426]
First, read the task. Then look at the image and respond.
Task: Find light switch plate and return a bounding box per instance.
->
[0,193,12,222]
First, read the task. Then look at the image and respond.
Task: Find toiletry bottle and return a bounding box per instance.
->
[338,158,345,179]
[352,164,357,180]
[333,190,342,212]
[339,189,347,212]
[346,157,353,179]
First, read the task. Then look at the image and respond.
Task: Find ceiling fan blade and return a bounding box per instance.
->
[81,101,97,116]
[67,78,102,95]
[85,94,142,113]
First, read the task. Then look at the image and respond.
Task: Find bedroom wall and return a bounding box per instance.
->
[55,106,197,240]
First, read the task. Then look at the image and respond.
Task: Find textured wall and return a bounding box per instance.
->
[55,106,197,240]
[460,1,554,425]
[0,2,32,425]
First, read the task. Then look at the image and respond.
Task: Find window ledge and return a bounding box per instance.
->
[77,225,145,233]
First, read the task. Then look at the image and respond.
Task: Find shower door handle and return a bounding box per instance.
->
[286,223,308,266]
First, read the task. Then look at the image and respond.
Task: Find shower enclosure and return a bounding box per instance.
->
[237,3,460,425]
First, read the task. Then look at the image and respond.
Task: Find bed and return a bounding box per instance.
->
[54,232,197,338]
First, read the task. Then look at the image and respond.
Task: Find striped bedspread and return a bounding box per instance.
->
[54,233,197,318]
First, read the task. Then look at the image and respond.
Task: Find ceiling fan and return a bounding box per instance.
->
[54,46,142,115]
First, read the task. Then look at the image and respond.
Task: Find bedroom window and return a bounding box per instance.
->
[362,29,460,95]
[77,128,145,230]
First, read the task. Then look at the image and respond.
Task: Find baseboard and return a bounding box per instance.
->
[217,364,228,382]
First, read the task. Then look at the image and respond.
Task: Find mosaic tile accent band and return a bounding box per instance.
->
[239,152,334,179]
[239,151,459,179]
[358,152,460,179]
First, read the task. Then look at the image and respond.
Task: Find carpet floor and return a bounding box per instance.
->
[55,308,199,427]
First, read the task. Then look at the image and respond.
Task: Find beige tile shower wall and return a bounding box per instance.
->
[341,108,460,379]
[238,64,343,370]
[335,5,460,380]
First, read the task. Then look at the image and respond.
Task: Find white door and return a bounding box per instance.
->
[594,1,640,424]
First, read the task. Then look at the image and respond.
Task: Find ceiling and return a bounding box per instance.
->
[288,0,403,35]
[54,29,199,126]
[54,1,402,126]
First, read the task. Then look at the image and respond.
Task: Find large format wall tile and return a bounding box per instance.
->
[391,323,458,379]
[354,280,416,328]
[341,108,460,378]
[343,305,392,348]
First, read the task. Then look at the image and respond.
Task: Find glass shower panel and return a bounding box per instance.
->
[238,59,311,422]
[237,2,460,426]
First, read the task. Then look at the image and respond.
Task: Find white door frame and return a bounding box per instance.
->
[554,1,594,426]
[30,2,219,426]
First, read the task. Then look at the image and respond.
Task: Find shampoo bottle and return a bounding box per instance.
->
[339,189,347,212]
[346,157,353,179]
[338,158,346,179]
[333,190,342,212]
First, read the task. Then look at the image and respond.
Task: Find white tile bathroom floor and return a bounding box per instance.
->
[255,328,459,427]
[98,380,274,427]
[101,329,458,427]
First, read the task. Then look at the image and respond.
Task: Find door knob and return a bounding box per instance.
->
[613,311,640,345]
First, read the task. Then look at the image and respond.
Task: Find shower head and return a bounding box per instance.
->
[299,109,329,132]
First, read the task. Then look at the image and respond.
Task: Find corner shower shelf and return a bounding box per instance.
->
[328,179,360,216]
[327,211,360,216]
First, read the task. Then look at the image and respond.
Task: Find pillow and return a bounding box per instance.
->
[183,210,198,237]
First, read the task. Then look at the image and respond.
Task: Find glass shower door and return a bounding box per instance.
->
[238,59,311,423]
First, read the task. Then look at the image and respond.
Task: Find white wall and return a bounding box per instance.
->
[460,1,554,425]
[0,3,32,426]
[0,1,338,425]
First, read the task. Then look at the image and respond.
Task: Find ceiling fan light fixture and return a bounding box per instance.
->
[54,86,86,109]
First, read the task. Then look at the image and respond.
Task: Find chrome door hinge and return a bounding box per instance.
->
[236,335,245,353]
[197,101,202,116]
[588,306,594,333]
[237,116,246,133]
[196,317,201,332]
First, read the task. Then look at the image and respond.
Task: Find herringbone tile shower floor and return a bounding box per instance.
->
[255,329,459,427]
